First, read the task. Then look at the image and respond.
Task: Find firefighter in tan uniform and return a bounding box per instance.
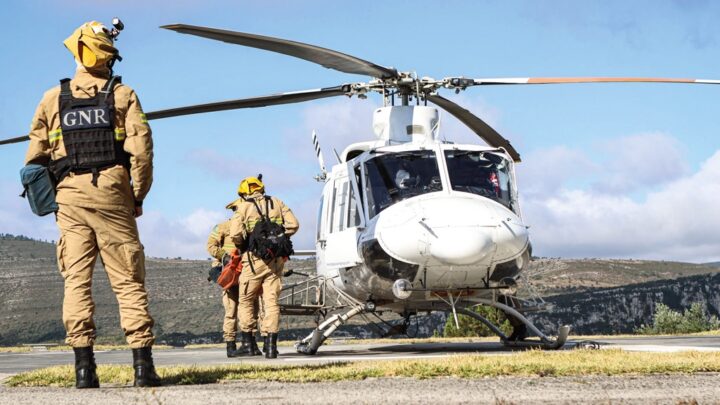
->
[207,203,266,357]
[230,177,299,358]
[23,21,160,388]
[206,219,239,356]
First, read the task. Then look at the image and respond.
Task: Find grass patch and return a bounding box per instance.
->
[8,349,720,387]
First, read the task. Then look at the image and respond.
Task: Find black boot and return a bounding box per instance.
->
[265,333,278,359]
[73,346,99,389]
[233,331,254,357]
[132,347,162,387]
[226,341,237,358]
[251,334,262,356]
[261,334,268,355]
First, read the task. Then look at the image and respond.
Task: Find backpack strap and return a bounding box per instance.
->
[99,75,121,102]
[249,198,266,220]
[59,78,72,102]
[263,195,284,225]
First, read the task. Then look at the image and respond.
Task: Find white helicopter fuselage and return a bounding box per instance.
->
[314,106,530,311]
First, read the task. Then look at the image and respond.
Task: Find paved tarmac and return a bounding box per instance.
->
[2,374,720,404]
[2,335,719,378]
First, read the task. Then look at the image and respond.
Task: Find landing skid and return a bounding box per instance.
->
[458,298,570,350]
[284,276,569,355]
[296,305,365,355]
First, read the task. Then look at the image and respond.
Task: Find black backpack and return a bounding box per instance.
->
[246,196,294,261]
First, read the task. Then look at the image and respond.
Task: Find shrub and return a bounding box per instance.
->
[637,302,720,334]
[443,306,513,337]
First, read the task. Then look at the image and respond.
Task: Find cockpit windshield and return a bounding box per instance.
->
[444,150,514,210]
[364,150,442,218]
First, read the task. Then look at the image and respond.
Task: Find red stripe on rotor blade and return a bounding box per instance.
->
[526,77,695,84]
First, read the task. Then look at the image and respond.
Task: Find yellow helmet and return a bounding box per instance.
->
[63,21,120,71]
[237,177,265,196]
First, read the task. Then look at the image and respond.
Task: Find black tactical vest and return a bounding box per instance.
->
[51,76,129,185]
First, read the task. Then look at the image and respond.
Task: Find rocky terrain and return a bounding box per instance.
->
[528,272,720,334]
[1,235,718,345]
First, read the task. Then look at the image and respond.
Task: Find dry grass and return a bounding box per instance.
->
[7,349,720,387]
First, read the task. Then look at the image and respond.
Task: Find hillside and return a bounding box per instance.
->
[529,272,720,334]
[1,235,718,345]
[523,257,719,296]
[0,235,318,346]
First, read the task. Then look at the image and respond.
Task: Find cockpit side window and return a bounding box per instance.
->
[444,150,514,210]
[364,150,442,218]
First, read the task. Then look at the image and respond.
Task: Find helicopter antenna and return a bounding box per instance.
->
[311,130,327,182]
[333,148,342,164]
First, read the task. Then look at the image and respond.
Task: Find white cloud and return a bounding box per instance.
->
[0,177,228,260]
[523,147,720,263]
[0,180,58,242]
[518,145,598,198]
[139,208,226,259]
[591,132,689,193]
[184,147,309,193]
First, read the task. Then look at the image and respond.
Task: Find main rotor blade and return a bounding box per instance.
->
[0,135,29,146]
[427,94,521,162]
[0,86,353,144]
[146,85,352,120]
[161,24,398,79]
[471,77,720,85]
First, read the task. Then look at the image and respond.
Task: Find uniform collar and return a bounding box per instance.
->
[71,68,111,94]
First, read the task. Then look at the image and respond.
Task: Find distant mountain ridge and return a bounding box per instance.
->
[1,235,718,345]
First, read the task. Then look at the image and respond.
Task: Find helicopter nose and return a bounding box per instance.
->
[375,195,515,266]
[425,225,493,265]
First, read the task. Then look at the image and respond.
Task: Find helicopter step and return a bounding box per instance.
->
[278,274,331,317]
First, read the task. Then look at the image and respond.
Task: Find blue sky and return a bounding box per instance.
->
[1,0,719,262]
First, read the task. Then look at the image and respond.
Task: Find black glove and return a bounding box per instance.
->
[208,265,222,283]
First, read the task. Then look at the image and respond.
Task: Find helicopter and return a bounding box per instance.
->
[2,23,718,355]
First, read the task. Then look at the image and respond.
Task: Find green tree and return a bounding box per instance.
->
[637,302,720,334]
[443,306,513,337]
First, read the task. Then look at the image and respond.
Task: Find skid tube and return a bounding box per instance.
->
[296,305,365,355]
[461,298,569,350]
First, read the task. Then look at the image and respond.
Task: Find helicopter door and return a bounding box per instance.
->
[323,167,365,269]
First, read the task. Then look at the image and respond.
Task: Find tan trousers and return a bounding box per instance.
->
[222,284,239,342]
[223,285,264,340]
[238,254,282,334]
[55,204,154,348]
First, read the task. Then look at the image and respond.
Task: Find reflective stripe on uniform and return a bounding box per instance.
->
[140,113,148,124]
[246,217,283,232]
[49,129,63,143]
[114,128,126,141]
